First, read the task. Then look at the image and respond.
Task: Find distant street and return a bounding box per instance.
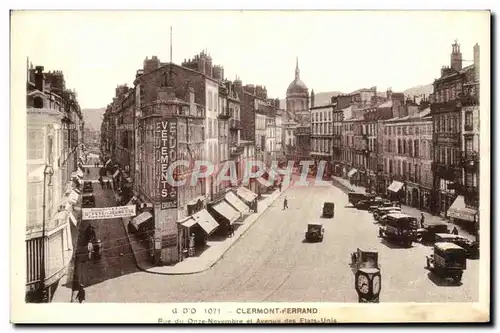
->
[72,167,139,290]
[82,179,479,303]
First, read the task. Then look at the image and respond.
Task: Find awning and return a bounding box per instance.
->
[212,200,240,224]
[105,159,111,166]
[69,211,78,226]
[348,168,358,178]
[68,188,81,205]
[192,209,219,235]
[76,169,84,178]
[447,195,477,222]
[180,217,197,228]
[225,192,249,213]
[258,178,273,188]
[113,170,120,178]
[236,186,257,202]
[131,211,153,228]
[388,181,404,193]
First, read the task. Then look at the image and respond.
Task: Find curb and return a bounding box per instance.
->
[125,186,289,275]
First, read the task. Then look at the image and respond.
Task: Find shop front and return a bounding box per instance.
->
[225,191,250,214]
[387,181,405,203]
[405,182,420,209]
[208,200,240,237]
[178,209,219,259]
[236,186,258,208]
[447,195,478,226]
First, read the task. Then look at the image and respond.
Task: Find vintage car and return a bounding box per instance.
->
[322,202,335,218]
[347,192,374,206]
[350,248,380,271]
[373,206,402,221]
[305,223,324,242]
[368,199,393,212]
[434,233,479,259]
[354,197,383,210]
[82,193,96,208]
[378,213,419,247]
[426,242,467,282]
[83,181,94,193]
[416,223,449,244]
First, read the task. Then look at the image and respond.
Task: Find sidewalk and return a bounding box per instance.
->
[331,176,475,240]
[122,182,291,275]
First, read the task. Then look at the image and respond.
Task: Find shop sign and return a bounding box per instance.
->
[82,205,136,220]
[155,120,178,209]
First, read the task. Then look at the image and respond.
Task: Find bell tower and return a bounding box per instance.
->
[450,40,463,71]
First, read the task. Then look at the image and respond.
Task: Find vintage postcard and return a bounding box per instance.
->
[10,10,490,323]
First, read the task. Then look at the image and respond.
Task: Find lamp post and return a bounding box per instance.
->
[40,164,54,302]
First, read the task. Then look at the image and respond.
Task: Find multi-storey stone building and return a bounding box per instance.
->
[26,65,84,302]
[430,41,479,221]
[310,103,333,175]
[382,100,433,209]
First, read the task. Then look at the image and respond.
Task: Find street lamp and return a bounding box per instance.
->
[40,164,54,302]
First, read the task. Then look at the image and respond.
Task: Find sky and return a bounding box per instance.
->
[12,10,489,109]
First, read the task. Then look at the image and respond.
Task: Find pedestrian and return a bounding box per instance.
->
[283,197,288,210]
[420,213,425,228]
[76,284,86,303]
[253,198,258,213]
[278,182,282,192]
[452,226,459,235]
[229,224,235,237]
[87,241,93,260]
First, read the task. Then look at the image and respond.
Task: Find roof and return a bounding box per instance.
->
[434,242,465,251]
[308,222,323,226]
[386,213,413,219]
[287,78,308,95]
[378,100,393,108]
[435,233,457,239]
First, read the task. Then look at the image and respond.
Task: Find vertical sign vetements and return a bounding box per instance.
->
[155,120,178,209]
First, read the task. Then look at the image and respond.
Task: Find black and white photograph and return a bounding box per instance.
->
[10,9,490,323]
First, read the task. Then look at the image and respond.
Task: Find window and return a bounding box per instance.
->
[27,182,42,227]
[465,111,473,130]
[465,137,473,152]
[28,129,44,160]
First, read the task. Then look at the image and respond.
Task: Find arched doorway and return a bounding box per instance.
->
[412,188,420,208]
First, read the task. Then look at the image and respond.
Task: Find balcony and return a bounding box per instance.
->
[430,99,462,114]
[229,119,242,130]
[218,110,231,119]
[459,94,479,107]
[460,151,479,169]
[432,132,461,142]
[431,162,462,179]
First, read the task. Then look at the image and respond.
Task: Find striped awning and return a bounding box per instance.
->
[348,168,358,178]
[447,195,477,222]
[225,192,249,213]
[68,188,81,205]
[388,181,404,193]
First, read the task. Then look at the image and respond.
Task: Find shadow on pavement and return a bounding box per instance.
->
[379,238,415,249]
[426,271,463,287]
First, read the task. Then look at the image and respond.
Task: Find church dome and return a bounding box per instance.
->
[287,78,308,95]
[286,57,308,96]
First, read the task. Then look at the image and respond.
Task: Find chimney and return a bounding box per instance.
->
[310,89,315,108]
[473,43,480,81]
[35,66,45,91]
[386,87,392,100]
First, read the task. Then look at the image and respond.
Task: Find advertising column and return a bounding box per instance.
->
[154,119,179,265]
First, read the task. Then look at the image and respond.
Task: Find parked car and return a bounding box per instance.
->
[368,199,393,212]
[373,206,402,221]
[416,223,449,244]
[378,213,419,247]
[305,223,324,242]
[426,242,467,283]
[82,193,96,208]
[434,233,479,259]
[322,202,335,218]
[355,197,385,210]
[347,192,374,206]
[83,181,94,193]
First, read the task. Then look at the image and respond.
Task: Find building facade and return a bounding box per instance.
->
[310,104,333,175]
[430,41,478,219]
[26,65,83,302]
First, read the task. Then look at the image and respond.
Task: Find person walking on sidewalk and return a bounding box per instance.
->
[283,197,288,210]
[420,213,425,228]
[278,182,282,192]
[76,284,86,303]
[452,226,459,235]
